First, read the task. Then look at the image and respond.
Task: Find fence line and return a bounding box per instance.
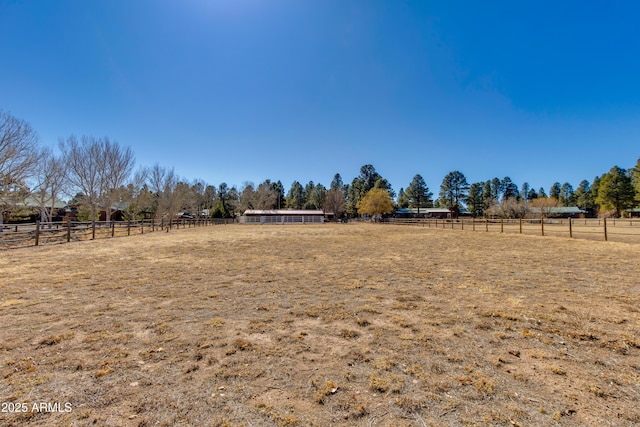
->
[381,217,640,244]
[0,218,235,250]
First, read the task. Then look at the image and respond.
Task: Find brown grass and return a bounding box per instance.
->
[1,223,639,426]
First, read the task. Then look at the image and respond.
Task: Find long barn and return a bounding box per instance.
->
[240,209,325,224]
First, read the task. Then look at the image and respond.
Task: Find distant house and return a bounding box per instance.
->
[528,206,586,218]
[240,209,324,224]
[393,207,451,219]
[628,208,640,218]
[0,194,67,222]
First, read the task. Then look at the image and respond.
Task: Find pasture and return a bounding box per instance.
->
[1,224,639,426]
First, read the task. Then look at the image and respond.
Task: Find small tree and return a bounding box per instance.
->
[529,197,560,218]
[324,188,346,219]
[31,147,66,223]
[358,188,394,219]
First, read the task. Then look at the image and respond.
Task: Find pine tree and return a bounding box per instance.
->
[596,166,635,216]
[439,170,469,210]
[466,182,485,217]
[405,174,433,213]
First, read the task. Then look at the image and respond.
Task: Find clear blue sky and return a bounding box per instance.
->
[2,0,639,195]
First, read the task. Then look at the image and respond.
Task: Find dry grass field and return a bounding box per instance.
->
[1,223,639,426]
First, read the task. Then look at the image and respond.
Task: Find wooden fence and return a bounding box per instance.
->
[0,218,235,250]
[381,217,640,244]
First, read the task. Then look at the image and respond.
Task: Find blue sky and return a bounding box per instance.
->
[1,0,639,195]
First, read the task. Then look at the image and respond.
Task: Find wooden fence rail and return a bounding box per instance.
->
[381,217,640,244]
[0,218,235,250]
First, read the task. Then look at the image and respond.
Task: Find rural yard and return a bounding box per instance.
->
[1,223,639,426]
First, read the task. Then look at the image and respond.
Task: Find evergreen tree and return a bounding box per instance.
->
[490,177,501,200]
[537,187,547,198]
[271,180,285,209]
[306,182,326,210]
[405,174,433,213]
[397,187,409,208]
[215,182,231,217]
[574,180,591,210]
[346,164,385,216]
[632,158,640,204]
[330,173,343,191]
[466,182,485,217]
[501,176,519,200]
[440,170,469,210]
[549,182,561,200]
[521,182,531,201]
[590,176,601,211]
[285,181,304,209]
[302,181,316,209]
[559,182,575,206]
[596,166,635,216]
[482,181,494,211]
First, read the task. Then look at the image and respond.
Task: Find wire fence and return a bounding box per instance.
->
[381,217,640,244]
[0,218,235,250]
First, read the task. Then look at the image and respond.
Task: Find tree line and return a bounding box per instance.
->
[1,110,639,227]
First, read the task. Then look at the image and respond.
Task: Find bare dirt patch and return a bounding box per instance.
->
[1,224,639,426]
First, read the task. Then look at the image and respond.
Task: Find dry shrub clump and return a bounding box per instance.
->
[1,223,639,426]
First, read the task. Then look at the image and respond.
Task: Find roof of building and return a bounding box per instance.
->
[528,206,585,214]
[243,209,325,215]
[1,195,67,209]
[395,207,451,214]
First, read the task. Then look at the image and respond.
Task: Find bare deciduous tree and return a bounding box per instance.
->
[149,164,181,221]
[528,197,560,219]
[31,147,66,224]
[324,188,346,219]
[59,135,106,226]
[239,182,256,212]
[101,138,135,222]
[0,110,41,229]
[60,135,134,228]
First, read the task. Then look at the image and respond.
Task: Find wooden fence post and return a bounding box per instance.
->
[604,218,608,241]
[35,220,40,246]
[111,220,115,237]
[519,218,522,234]
[67,220,71,243]
[541,218,545,236]
[127,219,131,236]
[485,219,488,232]
[461,218,464,230]
[569,218,573,238]
[500,218,504,233]
[92,221,96,240]
[141,219,144,234]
